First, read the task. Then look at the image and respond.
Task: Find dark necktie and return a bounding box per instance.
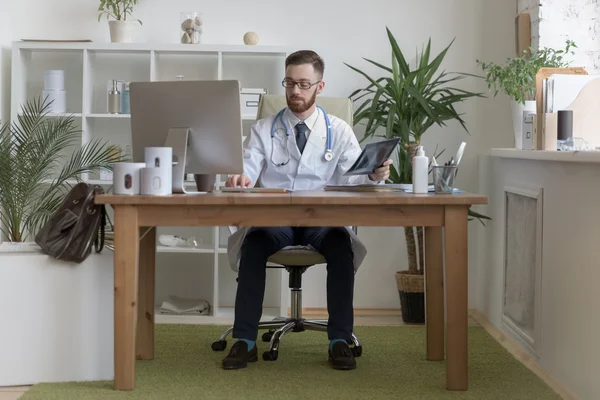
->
[295,122,308,154]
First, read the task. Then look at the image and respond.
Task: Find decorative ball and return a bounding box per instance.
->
[243,32,259,45]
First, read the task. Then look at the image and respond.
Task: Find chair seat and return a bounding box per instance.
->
[268,247,326,267]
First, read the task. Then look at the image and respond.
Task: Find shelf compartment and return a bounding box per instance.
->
[152,51,218,82]
[87,113,130,118]
[16,49,84,114]
[85,50,151,114]
[155,306,281,325]
[221,53,286,95]
[155,253,215,318]
[157,245,227,254]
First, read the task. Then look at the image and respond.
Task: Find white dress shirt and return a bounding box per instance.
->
[242,106,372,191]
[227,106,371,272]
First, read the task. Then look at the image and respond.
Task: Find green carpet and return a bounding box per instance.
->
[21,325,560,400]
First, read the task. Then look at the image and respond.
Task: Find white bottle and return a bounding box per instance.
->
[412,145,428,194]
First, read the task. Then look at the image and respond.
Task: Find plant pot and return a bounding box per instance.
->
[0,252,114,385]
[0,241,42,253]
[395,270,425,324]
[511,100,536,149]
[109,20,136,43]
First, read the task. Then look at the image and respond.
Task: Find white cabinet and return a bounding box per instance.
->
[10,42,291,324]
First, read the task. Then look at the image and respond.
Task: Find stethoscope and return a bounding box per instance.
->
[270,105,334,167]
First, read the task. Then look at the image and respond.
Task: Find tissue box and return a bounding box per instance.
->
[240,88,266,119]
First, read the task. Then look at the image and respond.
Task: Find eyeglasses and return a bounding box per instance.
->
[281,79,321,90]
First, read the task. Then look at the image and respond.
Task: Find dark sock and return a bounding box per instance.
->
[329,339,346,351]
[236,338,255,351]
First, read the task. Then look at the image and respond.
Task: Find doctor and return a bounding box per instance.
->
[223,50,392,370]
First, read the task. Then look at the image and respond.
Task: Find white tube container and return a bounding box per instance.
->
[42,89,66,113]
[144,147,172,169]
[113,162,146,195]
[44,70,65,91]
[141,167,172,195]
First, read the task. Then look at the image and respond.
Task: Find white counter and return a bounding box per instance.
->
[491,147,600,163]
[475,152,600,400]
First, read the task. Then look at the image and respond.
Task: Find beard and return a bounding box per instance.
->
[286,89,317,114]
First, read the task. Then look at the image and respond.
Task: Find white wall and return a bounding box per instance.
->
[0,0,516,309]
[518,0,600,73]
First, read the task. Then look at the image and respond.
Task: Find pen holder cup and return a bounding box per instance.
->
[432,165,457,194]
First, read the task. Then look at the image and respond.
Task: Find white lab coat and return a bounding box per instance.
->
[226,106,373,273]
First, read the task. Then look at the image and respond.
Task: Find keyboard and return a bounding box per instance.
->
[219,187,291,193]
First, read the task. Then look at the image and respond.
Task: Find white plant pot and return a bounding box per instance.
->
[109,20,136,43]
[0,241,42,253]
[511,100,536,149]
[0,251,114,385]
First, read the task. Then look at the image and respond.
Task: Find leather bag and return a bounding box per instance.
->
[35,182,107,263]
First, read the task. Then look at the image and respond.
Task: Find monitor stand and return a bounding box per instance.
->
[164,127,207,194]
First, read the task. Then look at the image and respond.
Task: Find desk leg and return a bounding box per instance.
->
[136,227,156,360]
[113,205,140,391]
[444,205,468,391]
[425,227,444,361]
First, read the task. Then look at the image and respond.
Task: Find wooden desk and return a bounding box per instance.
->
[95,190,488,391]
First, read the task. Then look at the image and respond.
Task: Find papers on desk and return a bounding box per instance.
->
[325,183,407,192]
[325,184,463,193]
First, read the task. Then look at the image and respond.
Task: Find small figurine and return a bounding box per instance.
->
[243,32,259,45]
[181,16,203,44]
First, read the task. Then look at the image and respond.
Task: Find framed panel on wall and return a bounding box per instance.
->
[515,13,531,56]
[502,184,543,358]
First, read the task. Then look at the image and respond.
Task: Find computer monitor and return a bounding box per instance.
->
[129,80,244,194]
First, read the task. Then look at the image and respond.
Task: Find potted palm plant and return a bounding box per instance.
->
[98,0,143,43]
[346,27,489,324]
[0,97,122,385]
[0,96,121,247]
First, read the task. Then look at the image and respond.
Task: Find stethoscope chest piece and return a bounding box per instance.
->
[324,149,334,162]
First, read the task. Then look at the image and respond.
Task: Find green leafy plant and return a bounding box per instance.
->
[0,97,122,243]
[98,0,142,25]
[476,40,576,104]
[346,27,489,280]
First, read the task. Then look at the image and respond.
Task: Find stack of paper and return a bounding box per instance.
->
[159,295,211,315]
[544,74,600,113]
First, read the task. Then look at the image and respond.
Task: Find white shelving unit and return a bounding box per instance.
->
[10,41,292,325]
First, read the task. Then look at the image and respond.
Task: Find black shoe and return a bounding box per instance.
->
[222,341,258,370]
[328,341,357,370]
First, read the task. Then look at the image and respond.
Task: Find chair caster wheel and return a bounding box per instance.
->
[351,345,362,357]
[211,340,227,351]
[262,331,274,342]
[262,350,279,361]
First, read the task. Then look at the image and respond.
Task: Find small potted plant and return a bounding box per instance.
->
[476,40,576,149]
[98,0,143,43]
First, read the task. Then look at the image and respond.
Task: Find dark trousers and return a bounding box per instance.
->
[232,226,355,342]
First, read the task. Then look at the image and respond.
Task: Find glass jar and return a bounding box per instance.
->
[180,12,203,44]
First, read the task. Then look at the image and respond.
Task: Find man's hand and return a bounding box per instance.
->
[226,174,252,188]
[369,159,393,182]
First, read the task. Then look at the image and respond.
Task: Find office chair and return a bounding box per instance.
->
[211,95,363,361]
